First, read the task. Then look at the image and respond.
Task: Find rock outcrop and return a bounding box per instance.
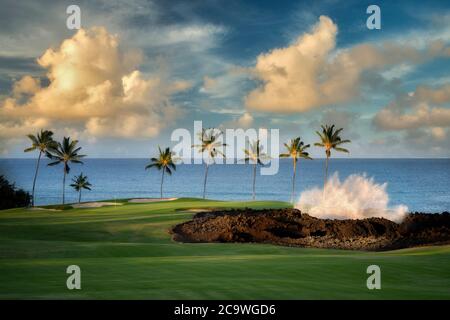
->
[171,209,450,251]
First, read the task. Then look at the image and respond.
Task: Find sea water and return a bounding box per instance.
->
[0,158,449,212]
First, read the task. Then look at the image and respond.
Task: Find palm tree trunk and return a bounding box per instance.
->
[78,189,81,203]
[252,163,256,200]
[324,155,329,191]
[292,159,297,203]
[160,169,165,199]
[31,151,42,206]
[203,163,209,199]
[62,170,66,205]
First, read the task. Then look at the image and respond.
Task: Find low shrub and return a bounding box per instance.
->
[0,175,31,209]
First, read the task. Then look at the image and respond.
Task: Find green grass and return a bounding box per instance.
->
[0,198,449,299]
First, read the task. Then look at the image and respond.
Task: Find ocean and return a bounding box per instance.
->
[0,158,449,212]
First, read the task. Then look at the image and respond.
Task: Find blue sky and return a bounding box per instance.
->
[0,0,449,158]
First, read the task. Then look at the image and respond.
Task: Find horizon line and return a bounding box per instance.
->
[1,157,449,160]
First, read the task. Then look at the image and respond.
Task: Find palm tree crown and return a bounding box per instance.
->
[24,130,57,153]
[24,129,57,206]
[280,137,312,161]
[244,139,268,200]
[244,139,267,165]
[192,128,226,199]
[193,128,226,161]
[47,137,85,204]
[280,137,312,202]
[145,147,176,198]
[314,124,351,187]
[314,125,351,157]
[70,173,92,203]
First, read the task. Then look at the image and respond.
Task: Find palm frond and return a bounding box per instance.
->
[243,139,268,165]
[334,139,351,146]
[46,137,85,173]
[315,124,351,156]
[334,147,349,153]
[146,146,177,175]
[168,162,176,170]
[25,130,56,153]
[24,146,37,152]
[70,173,92,191]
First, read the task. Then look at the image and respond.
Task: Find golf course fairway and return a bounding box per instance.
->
[0,198,449,299]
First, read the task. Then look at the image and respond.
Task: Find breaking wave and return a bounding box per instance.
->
[296,173,408,222]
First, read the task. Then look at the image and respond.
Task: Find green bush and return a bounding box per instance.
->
[0,175,31,209]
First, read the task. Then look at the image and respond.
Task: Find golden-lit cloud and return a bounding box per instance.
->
[12,75,41,97]
[236,112,254,128]
[245,16,449,113]
[219,111,254,129]
[201,76,218,92]
[374,105,450,130]
[431,127,446,140]
[373,84,450,149]
[0,27,190,147]
[373,84,450,131]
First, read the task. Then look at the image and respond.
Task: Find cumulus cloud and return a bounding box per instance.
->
[373,84,450,130]
[431,127,446,140]
[404,127,450,154]
[372,84,450,156]
[374,105,450,130]
[245,16,449,113]
[12,75,41,97]
[0,27,190,148]
[220,111,254,129]
[236,112,254,128]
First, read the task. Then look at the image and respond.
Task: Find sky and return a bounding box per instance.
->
[0,0,449,158]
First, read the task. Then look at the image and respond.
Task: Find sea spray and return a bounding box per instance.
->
[296,173,408,222]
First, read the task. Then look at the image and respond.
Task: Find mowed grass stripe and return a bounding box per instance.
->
[0,199,449,299]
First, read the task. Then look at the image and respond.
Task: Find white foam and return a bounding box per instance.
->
[296,173,408,222]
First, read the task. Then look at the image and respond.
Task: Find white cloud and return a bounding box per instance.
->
[373,84,450,130]
[237,112,254,128]
[0,27,190,148]
[381,64,414,80]
[245,16,449,113]
[431,127,446,140]
[208,107,245,115]
[151,24,227,48]
[199,67,249,99]
[220,112,254,129]
[372,83,450,156]
[12,75,41,96]
[374,105,450,130]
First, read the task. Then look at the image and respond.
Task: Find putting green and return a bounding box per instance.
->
[0,198,449,299]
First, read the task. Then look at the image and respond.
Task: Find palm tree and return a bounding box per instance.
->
[280,137,312,203]
[244,140,268,200]
[145,147,176,199]
[314,125,351,188]
[70,173,92,203]
[192,128,226,199]
[24,130,57,206]
[46,137,85,204]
